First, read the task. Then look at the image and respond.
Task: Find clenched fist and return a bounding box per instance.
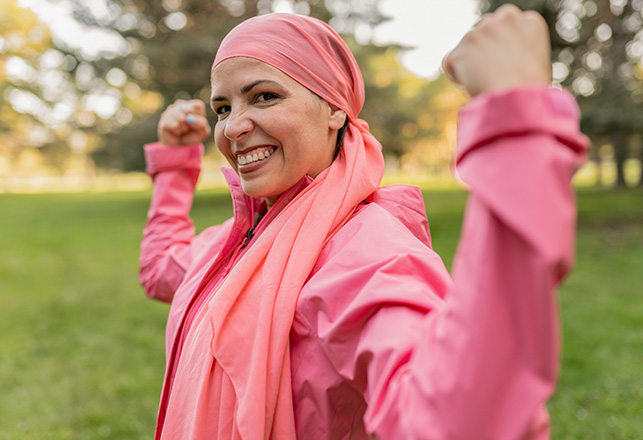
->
[157,99,212,146]
[442,4,551,97]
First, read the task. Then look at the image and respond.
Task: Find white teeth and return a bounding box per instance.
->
[237,148,275,165]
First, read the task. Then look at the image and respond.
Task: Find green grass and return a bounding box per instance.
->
[549,188,643,440]
[0,186,641,439]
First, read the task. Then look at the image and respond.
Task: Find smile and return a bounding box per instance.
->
[237,147,276,165]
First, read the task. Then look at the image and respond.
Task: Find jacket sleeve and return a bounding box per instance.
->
[302,87,587,439]
[139,142,204,303]
[365,87,589,439]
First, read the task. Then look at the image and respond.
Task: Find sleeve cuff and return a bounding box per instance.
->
[144,142,204,177]
[455,86,588,165]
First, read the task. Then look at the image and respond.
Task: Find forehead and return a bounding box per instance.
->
[211,57,297,95]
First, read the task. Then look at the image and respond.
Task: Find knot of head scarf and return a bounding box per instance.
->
[159,14,385,440]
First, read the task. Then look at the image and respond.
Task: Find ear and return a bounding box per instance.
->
[328,104,347,130]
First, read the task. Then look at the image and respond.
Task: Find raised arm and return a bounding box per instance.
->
[366,88,588,440]
[139,100,211,303]
[367,6,589,439]
[297,6,589,439]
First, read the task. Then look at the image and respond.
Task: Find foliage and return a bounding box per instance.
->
[0,0,56,172]
[351,40,465,166]
[480,0,643,187]
[0,0,468,179]
[0,0,160,177]
[70,0,461,173]
[70,0,391,171]
[0,187,641,438]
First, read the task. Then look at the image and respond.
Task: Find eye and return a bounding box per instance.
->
[255,92,278,103]
[214,105,230,117]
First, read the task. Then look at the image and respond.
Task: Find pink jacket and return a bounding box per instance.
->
[140,86,588,439]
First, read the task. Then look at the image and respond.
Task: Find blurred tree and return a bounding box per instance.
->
[351,40,440,158]
[480,0,643,187]
[75,0,465,175]
[0,0,56,181]
[0,0,474,185]
[69,0,399,171]
[404,74,467,175]
[1,0,145,185]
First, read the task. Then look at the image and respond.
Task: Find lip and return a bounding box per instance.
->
[234,144,276,156]
[235,145,277,174]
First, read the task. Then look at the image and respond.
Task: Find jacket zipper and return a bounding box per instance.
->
[218,229,251,279]
[241,227,255,248]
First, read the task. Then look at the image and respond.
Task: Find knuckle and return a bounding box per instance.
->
[194,101,206,113]
[461,28,478,44]
[527,11,548,30]
[475,13,491,26]
[497,3,521,14]
[476,19,494,34]
[496,4,521,23]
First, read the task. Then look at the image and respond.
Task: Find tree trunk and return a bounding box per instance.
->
[638,138,643,188]
[612,131,628,188]
[589,142,602,186]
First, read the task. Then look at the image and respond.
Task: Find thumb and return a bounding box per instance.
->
[441,50,462,87]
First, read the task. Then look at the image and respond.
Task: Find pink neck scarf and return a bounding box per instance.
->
[162,14,385,439]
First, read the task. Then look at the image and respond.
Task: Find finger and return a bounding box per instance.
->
[158,100,209,145]
[524,10,550,38]
[177,99,206,117]
[170,105,198,127]
[441,51,458,85]
[495,2,522,16]
[188,99,206,116]
[473,12,492,28]
[166,124,187,139]
[162,113,184,133]
[164,114,195,140]
[186,113,212,137]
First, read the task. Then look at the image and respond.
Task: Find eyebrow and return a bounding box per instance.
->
[211,79,281,104]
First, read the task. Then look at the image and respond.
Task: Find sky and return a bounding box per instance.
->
[18,0,480,79]
[374,0,479,78]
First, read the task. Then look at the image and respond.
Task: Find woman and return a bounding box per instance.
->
[140,5,588,439]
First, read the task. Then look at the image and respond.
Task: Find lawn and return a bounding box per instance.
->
[0,186,641,439]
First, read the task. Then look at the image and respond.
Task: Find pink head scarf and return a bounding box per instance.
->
[160,14,385,439]
[212,13,365,119]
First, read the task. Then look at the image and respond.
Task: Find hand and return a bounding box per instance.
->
[157,99,211,146]
[442,4,551,97]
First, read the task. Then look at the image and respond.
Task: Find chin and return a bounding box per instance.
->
[240,180,278,200]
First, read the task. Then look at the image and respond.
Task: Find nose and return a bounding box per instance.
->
[224,108,253,141]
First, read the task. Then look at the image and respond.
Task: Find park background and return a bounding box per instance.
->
[1,0,642,438]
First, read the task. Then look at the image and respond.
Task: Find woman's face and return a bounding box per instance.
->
[211,57,346,207]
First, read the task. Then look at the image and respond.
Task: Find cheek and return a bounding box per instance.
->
[214,127,237,168]
[214,126,228,153]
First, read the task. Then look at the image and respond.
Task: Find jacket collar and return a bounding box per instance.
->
[221,167,314,230]
[221,169,432,249]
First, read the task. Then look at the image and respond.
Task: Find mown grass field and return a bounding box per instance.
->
[0,186,641,439]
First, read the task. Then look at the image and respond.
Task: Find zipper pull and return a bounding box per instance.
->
[240,227,255,248]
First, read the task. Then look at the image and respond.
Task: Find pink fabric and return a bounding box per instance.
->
[153,13,385,440]
[212,13,364,120]
[141,85,588,439]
